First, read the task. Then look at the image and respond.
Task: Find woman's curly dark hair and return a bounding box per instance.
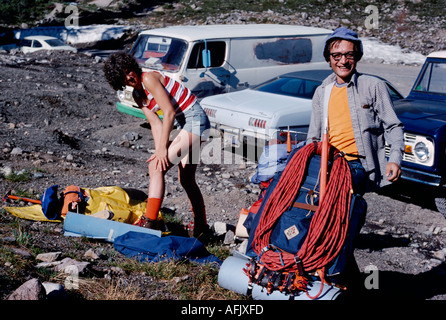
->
[103,52,142,91]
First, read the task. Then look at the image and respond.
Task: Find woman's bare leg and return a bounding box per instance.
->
[144,129,202,224]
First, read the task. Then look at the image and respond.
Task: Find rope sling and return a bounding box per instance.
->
[249,141,353,298]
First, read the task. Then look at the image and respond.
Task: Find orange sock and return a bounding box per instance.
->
[145,198,162,221]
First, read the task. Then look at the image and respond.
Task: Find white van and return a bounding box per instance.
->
[116,24,332,119]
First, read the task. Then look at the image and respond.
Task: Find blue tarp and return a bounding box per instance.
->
[114,231,222,266]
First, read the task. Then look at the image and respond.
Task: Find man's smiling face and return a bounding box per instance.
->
[329,40,358,84]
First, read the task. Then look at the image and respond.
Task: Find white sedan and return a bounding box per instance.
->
[202,69,403,149]
[202,69,331,149]
[20,35,77,54]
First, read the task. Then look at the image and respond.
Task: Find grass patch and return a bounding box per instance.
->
[48,272,145,300]
[12,224,34,247]
[4,171,31,183]
[172,262,245,300]
[54,257,244,300]
[0,246,37,282]
[114,254,244,300]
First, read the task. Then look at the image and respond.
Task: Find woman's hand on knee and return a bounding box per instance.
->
[147,147,170,172]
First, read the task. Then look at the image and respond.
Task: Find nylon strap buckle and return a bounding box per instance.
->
[294,255,304,276]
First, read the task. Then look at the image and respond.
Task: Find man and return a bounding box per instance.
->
[307,27,404,194]
[306,27,404,292]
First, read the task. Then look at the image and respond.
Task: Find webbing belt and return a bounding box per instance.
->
[293,202,318,212]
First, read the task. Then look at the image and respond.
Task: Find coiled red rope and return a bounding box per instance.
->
[252,142,352,273]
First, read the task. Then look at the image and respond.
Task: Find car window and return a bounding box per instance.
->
[229,36,325,69]
[187,41,226,69]
[130,35,188,72]
[32,40,43,48]
[255,77,321,99]
[414,61,446,95]
[386,83,403,100]
[46,39,66,47]
[255,38,313,64]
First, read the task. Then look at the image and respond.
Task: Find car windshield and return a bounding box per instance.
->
[46,38,67,47]
[130,35,188,72]
[255,77,321,99]
[413,61,446,95]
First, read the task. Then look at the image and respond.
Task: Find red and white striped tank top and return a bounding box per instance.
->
[141,72,196,114]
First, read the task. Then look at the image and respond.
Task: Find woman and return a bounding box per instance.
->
[103,52,210,238]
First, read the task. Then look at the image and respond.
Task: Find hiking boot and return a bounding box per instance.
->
[138,215,157,229]
[193,224,215,245]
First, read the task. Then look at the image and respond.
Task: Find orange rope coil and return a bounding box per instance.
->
[251,141,353,274]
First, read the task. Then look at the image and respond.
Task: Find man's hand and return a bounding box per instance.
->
[385,162,401,182]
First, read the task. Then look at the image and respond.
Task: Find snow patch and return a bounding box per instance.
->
[362,37,426,65]
[14,25,133,45]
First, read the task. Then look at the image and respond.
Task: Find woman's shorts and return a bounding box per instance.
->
[175,102,211,141]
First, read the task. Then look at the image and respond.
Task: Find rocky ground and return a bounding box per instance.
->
[1,1,446,303]
[0,49,261,301]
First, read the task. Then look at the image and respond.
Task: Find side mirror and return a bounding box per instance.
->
[202,48,211,69]
[200,40,211,78]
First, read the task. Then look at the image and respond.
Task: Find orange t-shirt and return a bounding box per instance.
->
[328,85,359,160]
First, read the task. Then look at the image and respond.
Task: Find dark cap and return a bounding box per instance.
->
[323,27,363,62]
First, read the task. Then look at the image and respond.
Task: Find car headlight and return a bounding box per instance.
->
[387,133,435,166]
[414,141,430,162]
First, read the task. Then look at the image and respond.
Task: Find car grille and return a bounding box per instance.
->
[248,117,267,129]
[203,107,217,118]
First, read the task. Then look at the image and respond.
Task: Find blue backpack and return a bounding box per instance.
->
[244,142,367,296]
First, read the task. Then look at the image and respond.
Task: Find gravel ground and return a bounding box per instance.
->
[0,50,261,301]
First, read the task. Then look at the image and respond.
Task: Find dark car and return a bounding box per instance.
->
[391,51,446,216]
